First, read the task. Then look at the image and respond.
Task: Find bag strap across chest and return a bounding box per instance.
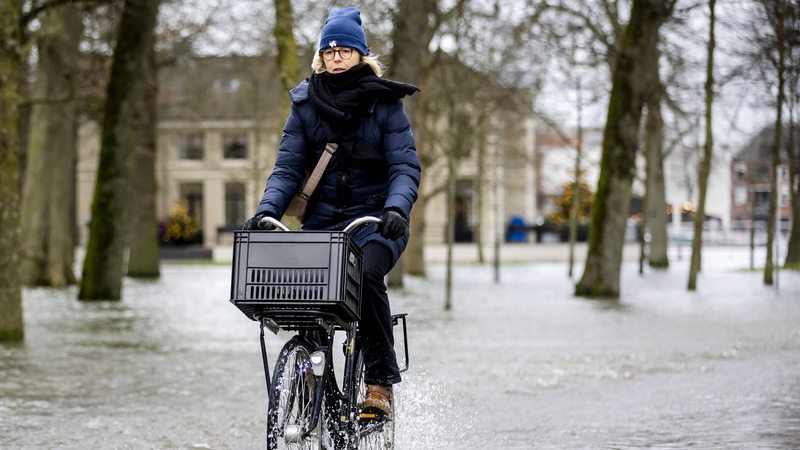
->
[298,143,338,200]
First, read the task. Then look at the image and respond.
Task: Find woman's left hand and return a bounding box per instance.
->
[378,209,407,240]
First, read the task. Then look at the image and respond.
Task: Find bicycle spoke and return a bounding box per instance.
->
[268,337,325,450]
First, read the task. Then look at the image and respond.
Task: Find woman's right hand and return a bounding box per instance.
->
[242,214,276,230]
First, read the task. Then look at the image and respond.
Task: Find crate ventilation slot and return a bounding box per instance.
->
[247,268,328,300]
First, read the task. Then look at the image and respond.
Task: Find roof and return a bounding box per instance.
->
[733,125,796,161]
[157,55,286,121]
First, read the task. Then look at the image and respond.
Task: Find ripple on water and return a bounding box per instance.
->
[1,260,799,448]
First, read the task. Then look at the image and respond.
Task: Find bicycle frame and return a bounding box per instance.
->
[259,316,363,445]
[239,216,408,448]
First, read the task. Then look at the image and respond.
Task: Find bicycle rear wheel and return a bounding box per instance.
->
[267,335,329,450]
[356,356,395,450]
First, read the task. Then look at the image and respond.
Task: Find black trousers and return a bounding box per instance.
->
[360,242,401,385]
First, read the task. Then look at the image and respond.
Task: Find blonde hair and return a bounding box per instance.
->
[312,51,384,76]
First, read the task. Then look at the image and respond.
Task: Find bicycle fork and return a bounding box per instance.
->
[264,325,338,445]
[282,344,330,444]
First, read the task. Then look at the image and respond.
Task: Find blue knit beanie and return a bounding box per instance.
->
[318,7,369,56]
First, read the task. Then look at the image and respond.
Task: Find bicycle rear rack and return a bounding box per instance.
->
[392,313,409,373]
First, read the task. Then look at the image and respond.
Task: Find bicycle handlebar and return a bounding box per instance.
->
[342,216,381,233]
[258,216,290,231]
[257,215,382,234]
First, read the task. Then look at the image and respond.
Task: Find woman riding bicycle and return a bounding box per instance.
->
[243,7,420,417]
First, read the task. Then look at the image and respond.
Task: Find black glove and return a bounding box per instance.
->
[242,213,276,231]
[378,209,407,240]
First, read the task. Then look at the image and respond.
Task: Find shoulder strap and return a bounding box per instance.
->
[298,143,338,200]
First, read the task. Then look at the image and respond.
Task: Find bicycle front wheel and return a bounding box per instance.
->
[267,336,328,450]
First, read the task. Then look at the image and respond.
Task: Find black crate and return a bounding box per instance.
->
[229,230,362,328]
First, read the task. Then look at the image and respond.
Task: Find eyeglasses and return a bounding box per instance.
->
[320,48,354,61]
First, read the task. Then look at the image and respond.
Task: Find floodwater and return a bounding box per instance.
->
[1,246,799,449]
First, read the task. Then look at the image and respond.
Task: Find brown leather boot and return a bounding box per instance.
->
[362,384,392,416]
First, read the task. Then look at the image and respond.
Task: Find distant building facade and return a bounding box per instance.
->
[78,54,753,254]
[730,126,792,240]
[77,55,537,251]
[534,123,736,242]
[78,56,282,248]
[533,126,603,221]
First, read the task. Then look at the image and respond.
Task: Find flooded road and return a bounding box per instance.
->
[2,246,799,449]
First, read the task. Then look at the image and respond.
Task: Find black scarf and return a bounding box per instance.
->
[307,63,418,160]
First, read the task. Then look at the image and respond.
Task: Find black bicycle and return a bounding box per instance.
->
[230,216,409,449]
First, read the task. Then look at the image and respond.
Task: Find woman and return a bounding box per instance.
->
[243,7,420,416]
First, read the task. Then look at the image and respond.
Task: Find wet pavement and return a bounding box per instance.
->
[1,245,799,449]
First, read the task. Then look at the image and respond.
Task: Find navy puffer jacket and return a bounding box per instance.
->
[256,79,421,263]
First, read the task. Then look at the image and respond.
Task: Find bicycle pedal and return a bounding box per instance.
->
[359,411,391,422]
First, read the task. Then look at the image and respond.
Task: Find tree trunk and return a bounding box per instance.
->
[389,0,437,279]
[688,0,716,291]
[644,79,669,268]
[785,117,799,265]
[79,0,160,300]
[268,0,302,231]
[273,0,299,118]
[0,0,24,340]
[763,0,786,285]
[569,82,584,279]
[575,0,673,298]
[475,135,485,264]
[444,138,456,310]
[783,0,799,265]
[126,43,160,278]
[21,5,81,287]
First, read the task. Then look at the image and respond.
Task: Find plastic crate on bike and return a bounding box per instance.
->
[230,230,363,329]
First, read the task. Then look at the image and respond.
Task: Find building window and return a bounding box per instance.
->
[734,162,747,181]
[177,133,204,160]
[181,181,204,229]
[733,186,748,206]
[753,190,770,220]
[454,179,475,242]
[754,165,770,181]
[214,76,240,93]
[223,133,248,159]
[225,182,246,227]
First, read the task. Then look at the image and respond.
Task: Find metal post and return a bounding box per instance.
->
[492,127,504,284]
[775,166,783,289]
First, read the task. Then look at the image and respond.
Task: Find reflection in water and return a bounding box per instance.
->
[1,247,799,449]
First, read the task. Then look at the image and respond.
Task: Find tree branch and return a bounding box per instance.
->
[22,0,108,29]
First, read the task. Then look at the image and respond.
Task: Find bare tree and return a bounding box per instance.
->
[643,74,670,269]
[387,0,441,281]
[20,5,83,287]
[266,0,303,231]
[126,41,159,278]
[543,1,722,279]
[79,0,161,300]
[538,0,656,279]
[751,0,791,283]
[687,0,716,291]
[786,14,800,265]
[0,0,24,340]
[431,54,514,308]
[273,0,300,105]
[750,0,799,272]
[575,0,675,298]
